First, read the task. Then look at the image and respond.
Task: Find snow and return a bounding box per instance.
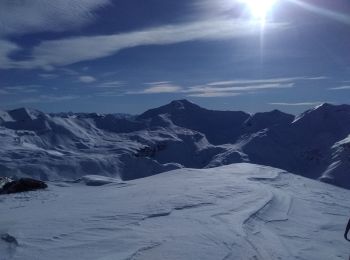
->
[80,175,124,186]
[0,163,349,260]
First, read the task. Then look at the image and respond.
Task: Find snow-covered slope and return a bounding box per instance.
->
[242,103,350,188]
[1,163,349,260]
[0,100,349,189]
[321,134,350,187]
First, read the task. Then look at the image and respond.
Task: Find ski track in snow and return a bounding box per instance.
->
[0,163,349,260]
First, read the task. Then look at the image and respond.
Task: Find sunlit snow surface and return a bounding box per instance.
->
[1,163,349,260]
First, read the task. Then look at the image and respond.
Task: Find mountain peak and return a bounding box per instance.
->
[7,107,44,121]
[294,103,350,122]
[313,102,334,111]
[168,99,201,110]
[139,99,203,119]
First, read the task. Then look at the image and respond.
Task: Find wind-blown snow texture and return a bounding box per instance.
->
[0,100,349,189]
[1,164,349,260]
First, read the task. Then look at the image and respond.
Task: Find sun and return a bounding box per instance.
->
[239,0,277,21]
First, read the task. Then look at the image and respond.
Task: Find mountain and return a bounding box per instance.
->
[1,163,349,259]
[243,109,294,133]
[242,103,350,188]
[139,99,250,145]
[0,100,349,189]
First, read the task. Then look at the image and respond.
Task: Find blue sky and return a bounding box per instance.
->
[1,0,350,114]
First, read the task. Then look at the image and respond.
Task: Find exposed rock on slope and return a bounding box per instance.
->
[0,178,47,194]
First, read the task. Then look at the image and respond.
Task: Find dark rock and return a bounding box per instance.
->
[1,233,18,245]
[0,178,47,195]
[134,143,167,158]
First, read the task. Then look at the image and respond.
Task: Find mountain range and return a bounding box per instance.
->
[1,99,349,189]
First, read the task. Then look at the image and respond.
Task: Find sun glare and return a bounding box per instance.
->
[240,0,277,21]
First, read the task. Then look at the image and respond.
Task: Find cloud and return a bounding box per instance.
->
[268,102,325,106]
[183,76,327,98]
[0,0,110,36]
[124,77,296,98]
[307,76,329,80]
[145,81,172,85]
[187,92,241,98]
[39,73,58,79]
[79,76,96,83]
[206,78,298,86]
[206,76,327,87]
[188,83,295,92]
[0,1,110,69]
[95,81,125,88]
[95,91,123,97]
[184,81,295,98]
[15,95,79,104]
[3,18,287,69]
[128,83,183,94]
[1,85,42,94]
[0,40,21,68]
[0,89,9,95]
[329,86,350,90]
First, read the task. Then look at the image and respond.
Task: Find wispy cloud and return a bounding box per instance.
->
[199,76,327,87]
[0,89,9,95]
[0,1,110,70]
[95,81,125,88]
[0,0,110,36]
[183,76,329,98]
[187,92,241,98]
[206,78,300,86]
[307,76,329,80]
[186,83,294,98]
[329,86,350,90]
[125,77,299,98]
[2,18,287,69]
[128,83,183,94]
[95,91,123,97]
[39,73,58,79]
[145,81,172,85]
[15,95,79,104]
[1,85,42,94]
[0,40,20,69]
[268,102,325,106]
[79,75,96,83]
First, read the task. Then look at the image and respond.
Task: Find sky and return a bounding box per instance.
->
[1,0,350,115]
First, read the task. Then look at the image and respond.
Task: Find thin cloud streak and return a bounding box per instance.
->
[94,81,125,88]
[2,18,287,69]
[187,92,241,98]
[127,84,183,94]
[268,102,325,106]
[187,83,295,93]
[15,95,79,104]
[79,76,97,83]
[329,86,350,90]
[125,78,296,98]
[206,76,328,87]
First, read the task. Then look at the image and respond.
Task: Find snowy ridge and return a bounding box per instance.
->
[0,100,350,189]
[1,163,348,260]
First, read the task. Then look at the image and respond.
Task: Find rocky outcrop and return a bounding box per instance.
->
[0,178,47,194]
